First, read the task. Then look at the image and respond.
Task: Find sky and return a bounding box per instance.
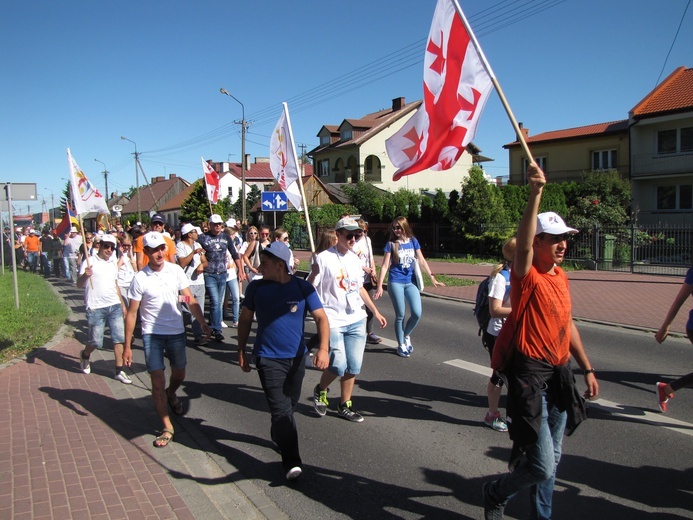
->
[2,0,691,216]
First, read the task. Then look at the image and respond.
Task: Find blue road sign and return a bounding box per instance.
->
[261,191,288,211]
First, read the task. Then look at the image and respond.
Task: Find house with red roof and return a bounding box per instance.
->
[629,66,693,224]
[120,174,190,226]
[308,97,492,194]
[503,120,630,186]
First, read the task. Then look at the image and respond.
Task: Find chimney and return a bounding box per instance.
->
[245,154,251,170]
[392,97,405,111]
[152,176,163,183]
[518,122,529,139]
[168,174,176,179]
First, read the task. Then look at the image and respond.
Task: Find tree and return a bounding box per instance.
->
[342,182,385,222]
[180,181,234,224]
[565,170,631,229]
[453,166,508,233]
[431,188,451,223]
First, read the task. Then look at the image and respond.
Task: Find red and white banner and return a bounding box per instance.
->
[386,0,493,181]
[269,103,303,210]
[66,148,109,215]
[201,157,220,204]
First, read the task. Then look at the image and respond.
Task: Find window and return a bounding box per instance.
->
[657,127,693,154]
[320,135,331,146]
[592,149,617,170]
[657,185,693,210]
[340,129,352,141]
[227,187,233,199]
[523,156,547,175]
[318,159,330,177]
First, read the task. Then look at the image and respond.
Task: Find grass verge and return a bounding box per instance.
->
[0,271,68,364]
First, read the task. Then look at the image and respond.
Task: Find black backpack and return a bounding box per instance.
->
[473,268,510,336]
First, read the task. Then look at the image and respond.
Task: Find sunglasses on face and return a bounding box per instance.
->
[392,225,402,230]
[282,236,290,242]
[343,232,362,240]
[249,232,258,235]
[260,233,269,236]
[100,243,115,250]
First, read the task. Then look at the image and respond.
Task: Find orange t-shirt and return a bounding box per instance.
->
[507,265,572,366]
[24,235,40,253]
[133,235,177,265]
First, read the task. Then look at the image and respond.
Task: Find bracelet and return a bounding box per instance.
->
[584,368,595,375]
[429,273,435,277]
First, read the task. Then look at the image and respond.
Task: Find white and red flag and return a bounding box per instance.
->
[386,0,494,181]
[66,148,109,215]
[269,102,303,210]
[201,157,220,204]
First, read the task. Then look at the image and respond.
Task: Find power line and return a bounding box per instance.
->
[655,0,691,87]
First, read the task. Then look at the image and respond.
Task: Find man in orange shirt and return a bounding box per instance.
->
[483,164,599,520]
[133,214,176,270]
[24,229,41,274]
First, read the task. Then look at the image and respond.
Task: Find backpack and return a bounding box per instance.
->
[473,267,510,336]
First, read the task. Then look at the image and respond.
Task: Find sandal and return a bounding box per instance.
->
[153,428,174,448]
[168,395,184,415]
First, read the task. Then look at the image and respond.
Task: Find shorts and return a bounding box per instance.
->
[328,318,367,377]
[142,333,187,373]
[86,303,125,349]
[481,330,504,387]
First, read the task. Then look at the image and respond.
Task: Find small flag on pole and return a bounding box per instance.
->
[386,0,493,181]
[202,157,220,204]
[66,148,110,215]
[269,103,303,211]
[54,200,78,236]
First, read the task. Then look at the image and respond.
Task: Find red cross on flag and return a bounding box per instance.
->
[386,0,494,181]
[202,157,220,204]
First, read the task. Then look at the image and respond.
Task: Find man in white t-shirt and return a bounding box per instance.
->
[307,217,387,423]
[123,232,210,448]
[176,223,208,345]
[76,234,130,384]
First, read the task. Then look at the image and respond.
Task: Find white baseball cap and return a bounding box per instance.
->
[536,212,578,235]
[262,241,293,274]
[100,234,118,246]
[226,218,237,228]
[143,231,166,249]
[70,226,78,233]
[335,217,360,231]
[180,223,197,236]
[209,214,223,224]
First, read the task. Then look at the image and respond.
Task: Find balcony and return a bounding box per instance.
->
[632,152,693,177]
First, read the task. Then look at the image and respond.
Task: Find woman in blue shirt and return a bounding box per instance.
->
[374,217,444,357]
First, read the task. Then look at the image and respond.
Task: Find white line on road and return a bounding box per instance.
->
[445,358,693,438]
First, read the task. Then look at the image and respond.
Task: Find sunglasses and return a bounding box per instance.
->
[100,243,115,250]
[283,237,290,242]
[392,225,402,230]
[260,232,270,236]
[249,232,258,235]
[343,232,362,240]
[122,244,131,248]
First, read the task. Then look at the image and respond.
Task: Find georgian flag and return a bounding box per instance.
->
[386,0,493,181]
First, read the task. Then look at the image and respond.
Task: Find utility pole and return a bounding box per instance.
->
[220,88,249,225]
[120,137,141,222]
[94,159,109,202]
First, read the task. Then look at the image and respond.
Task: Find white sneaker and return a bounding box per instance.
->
[404,336,413,354]
[115,370,132,384]
[286,466,302,480]
[397,344,411,358]
[79,350,91,374]
[305,352,314,367]
[221,321,228,328]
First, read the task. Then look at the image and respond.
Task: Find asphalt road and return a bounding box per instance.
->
[177,295,693,519]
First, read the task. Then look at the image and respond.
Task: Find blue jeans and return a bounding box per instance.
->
[86,303,125,348]
[328,318,367,377]
[255,355,305,471]
[27,251,39,273]
[225,277,240,323]
[387,280,422,345]
[204,272,227,333]
[40,252,51,276]
[142,333,187,373]
[488,392,567,520]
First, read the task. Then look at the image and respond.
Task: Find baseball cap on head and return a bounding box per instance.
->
[180,223,196,236]
[209,214,223,224]
[151,213,165,224]
[335,217,360,231]
[100,234,117,246]
[70,226,78,233]
[261,241,293,274]
[536,212,578,236]
[143,231,166,249]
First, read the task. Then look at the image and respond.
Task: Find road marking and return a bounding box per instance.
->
[445,358,693,438]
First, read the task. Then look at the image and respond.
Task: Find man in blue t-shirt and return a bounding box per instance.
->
[238,241,329,481]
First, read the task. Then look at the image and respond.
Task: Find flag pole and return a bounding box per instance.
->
[450,0,535,166]
[283,104,315,253]
[77,214,93,289]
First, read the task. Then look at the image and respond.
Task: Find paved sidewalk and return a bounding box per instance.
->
[0,279,283,520]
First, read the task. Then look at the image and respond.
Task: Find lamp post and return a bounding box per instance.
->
[43,188,55,228]
[120,136,141,222]
[94,159,109,203]
[219,88,247,225]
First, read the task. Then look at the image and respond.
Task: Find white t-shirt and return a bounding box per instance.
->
[176,241,205,286]
[128,262,190,335]
[79,256,121,310]
[313,246,366,328]
[486,270,511,336]
[117,252,136,289]
[352,235,374,284]
[226,250,237,281]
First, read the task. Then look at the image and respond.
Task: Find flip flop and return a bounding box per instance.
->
[168,396,184,415]
[153,428,174,448]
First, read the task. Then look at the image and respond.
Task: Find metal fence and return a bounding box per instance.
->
[291,221,692,276]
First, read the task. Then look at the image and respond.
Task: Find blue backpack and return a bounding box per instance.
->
[473,267,510,336]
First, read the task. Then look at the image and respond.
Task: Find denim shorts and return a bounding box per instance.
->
[142,333,187,373]
[86,303,125,349]
[328,318,367,377]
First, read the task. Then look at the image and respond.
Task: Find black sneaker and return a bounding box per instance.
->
[213,331,224,342]
[313,384,329,416]
[482,481,505,520]
[337,400,364,423]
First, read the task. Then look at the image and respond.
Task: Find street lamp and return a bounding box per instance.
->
[219,88,247,225]
[120,136,141,221]
[94,158,109,202]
